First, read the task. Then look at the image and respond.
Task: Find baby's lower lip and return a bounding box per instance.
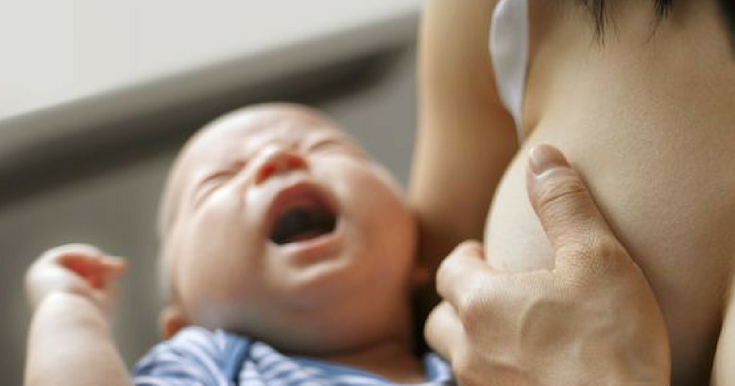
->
[280,230,331,244]
[275,221,343,266]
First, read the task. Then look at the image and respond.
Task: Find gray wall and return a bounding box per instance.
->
[2,47,416,385]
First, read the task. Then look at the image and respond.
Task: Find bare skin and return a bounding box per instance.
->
[24,245,129,386]
[411,0,735,385]
[425,145,671,385]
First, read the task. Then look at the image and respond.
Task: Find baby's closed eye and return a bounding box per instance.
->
[192,171,237,208]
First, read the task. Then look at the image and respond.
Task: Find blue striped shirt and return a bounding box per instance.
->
[133,327,455,386]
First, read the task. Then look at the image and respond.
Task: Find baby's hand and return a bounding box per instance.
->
[25,244,127,318]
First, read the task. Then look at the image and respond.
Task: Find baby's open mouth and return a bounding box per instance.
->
[269,193,337,245]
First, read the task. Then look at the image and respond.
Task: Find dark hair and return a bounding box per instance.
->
[579,0,735,40]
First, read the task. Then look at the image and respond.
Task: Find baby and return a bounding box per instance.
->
[24,104,452,385]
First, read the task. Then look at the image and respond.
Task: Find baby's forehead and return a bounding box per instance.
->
[185,106,346,158]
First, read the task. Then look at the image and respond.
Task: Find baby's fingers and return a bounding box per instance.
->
[60,253,127,288]
[60,253,126,274]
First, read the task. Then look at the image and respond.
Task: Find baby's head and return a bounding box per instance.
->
[157,103,425,354]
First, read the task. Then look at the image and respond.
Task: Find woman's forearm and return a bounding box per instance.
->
[24,292,130,386]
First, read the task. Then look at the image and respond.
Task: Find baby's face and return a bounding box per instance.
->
[160,105,418,354]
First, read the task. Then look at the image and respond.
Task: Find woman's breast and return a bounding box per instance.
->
[484,102,735,382]
[484,1,735,383]
[485,5,735,378]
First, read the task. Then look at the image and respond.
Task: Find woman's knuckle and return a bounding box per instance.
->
[591,238,630,272]
[591,236,619,258]
[456,290,490,333]
[564,236,631,281]
[537,173,588,211]
[453,291,473,319]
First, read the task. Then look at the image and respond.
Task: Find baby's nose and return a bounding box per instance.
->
[252,145,308,184]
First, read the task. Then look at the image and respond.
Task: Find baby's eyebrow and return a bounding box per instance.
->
[187,163,243,192]
[303,135,336,149]
[304,132,355,148]
[197,158,248,176]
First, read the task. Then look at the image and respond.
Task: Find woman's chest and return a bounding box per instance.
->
[483,118,735,383]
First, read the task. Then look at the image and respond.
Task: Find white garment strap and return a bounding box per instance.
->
[489,0,529,142]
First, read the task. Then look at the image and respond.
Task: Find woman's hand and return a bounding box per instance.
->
[425,145,671,386]
[25,243,126,319]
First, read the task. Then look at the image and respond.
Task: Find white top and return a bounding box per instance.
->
[489,0,529,142]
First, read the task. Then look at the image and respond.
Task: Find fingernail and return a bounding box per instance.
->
[529,145,569,175]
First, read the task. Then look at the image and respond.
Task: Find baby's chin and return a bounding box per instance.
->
[193,297,411,356]
[247,320,407,357]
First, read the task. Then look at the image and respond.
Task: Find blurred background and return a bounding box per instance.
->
[1,1,422,384]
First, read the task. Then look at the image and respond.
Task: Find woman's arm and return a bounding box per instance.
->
[24,245,129,386]
[410,0,518,279]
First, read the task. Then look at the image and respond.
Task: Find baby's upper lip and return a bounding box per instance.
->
[265,178,339,243]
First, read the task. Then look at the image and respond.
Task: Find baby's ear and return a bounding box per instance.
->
[159,304,190,339]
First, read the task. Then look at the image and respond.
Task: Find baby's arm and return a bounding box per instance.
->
[24,244,130,386]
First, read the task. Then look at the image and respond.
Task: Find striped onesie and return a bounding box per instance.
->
[133,327,455,386]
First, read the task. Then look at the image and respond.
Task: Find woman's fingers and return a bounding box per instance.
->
[424,301,465,364]
[526,145,629,275]
[435,241,499,314]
